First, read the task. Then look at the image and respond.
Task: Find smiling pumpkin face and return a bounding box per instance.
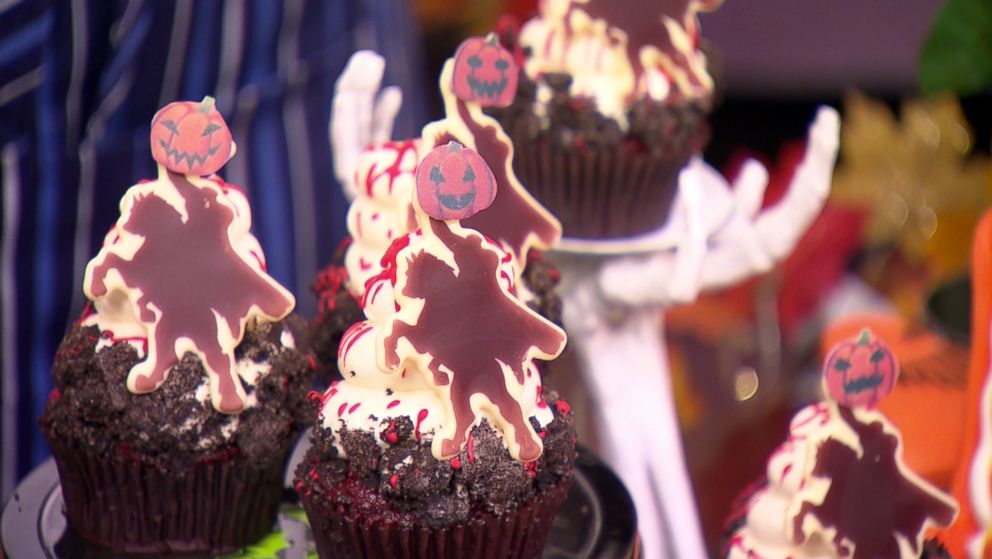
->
[416,141,496,221]
[823,329,899,408]
[451,34,519,108]
[150,96,234,176]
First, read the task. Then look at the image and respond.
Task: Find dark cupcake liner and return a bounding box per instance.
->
[507,132,693,240]
[301,480,571,559]
[48,439,287,555]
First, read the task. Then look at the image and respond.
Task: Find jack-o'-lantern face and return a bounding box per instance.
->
[451,34,518,108]
[150,96,235,176]
[823,329,899,408]
[416,141,497,221]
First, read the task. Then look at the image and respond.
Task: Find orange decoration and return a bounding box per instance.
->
[150,96,234,176]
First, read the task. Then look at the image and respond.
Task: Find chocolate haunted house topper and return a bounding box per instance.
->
[783,330,956,558]
[421,35,561,278]
[83,97,295,413]
[340,142,565,462]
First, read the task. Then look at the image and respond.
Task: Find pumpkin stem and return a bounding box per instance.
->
[198,96,216,113]
[857,329,871,345]
[447,141,464,153]
[485,32,499,46]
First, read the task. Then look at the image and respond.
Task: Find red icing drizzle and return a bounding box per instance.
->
[362,140,420,196]
[387,400,401,409]
[414,408,429,440]
[86,173,293,412]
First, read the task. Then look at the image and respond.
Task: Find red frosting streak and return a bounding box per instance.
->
[337,402,348,417]
[249,249,266,272]
[387,400,401,409]
[358,257,372,271]
[414,408,428,440]
[339,323,373,362]
[348,402,361,414]
[362,140,420,196]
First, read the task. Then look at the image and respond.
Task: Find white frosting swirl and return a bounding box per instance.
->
[344,140,422,296]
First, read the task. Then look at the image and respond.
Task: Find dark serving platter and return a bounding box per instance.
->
[2,445,637,559]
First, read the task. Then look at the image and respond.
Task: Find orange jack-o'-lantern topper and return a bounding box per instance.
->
[150,96,235,176]
[823,328,900,408]
[451,33,519,108]
[416,141,497,221]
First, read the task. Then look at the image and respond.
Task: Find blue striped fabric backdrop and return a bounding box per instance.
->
[0,0,428,501]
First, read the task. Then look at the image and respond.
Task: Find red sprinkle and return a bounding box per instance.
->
[414,409,428,440]
[385,431,399,444]
[389,475,399,489]
[554,400,571,415]
[467,434,476,464]
[49,389,62,402]
[306,354,317,370]
[450,457,461,469]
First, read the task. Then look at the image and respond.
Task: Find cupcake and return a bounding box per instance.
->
[295,140,576,559]
[312,41,563,379]
[40,97,312,554]
[485,0,720,239]
[723,330,958,559]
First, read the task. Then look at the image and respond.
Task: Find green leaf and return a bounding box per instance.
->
[919,0,992,96]
[283,505,310,526]
[218,531,290,559]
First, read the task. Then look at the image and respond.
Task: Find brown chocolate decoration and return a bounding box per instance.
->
[569,0,715,95]
[426,99,559,265]
[382,219,565,462]
[792,407,957,558]
[86,172,294,412]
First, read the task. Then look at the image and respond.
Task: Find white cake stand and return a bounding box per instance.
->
[330,51,840,559]
[548,112,839,558]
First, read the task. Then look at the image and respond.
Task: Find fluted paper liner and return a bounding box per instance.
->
[48,439,287,555]
[301,480,571,559]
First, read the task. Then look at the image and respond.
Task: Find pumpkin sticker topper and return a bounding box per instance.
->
[416,141,497,221]
[451,33,519,107]
[823,329,899,408]
[150,96,235,176]
[85,101,294,413]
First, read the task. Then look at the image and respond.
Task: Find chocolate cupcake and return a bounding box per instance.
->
[296,141,576,558]
[485,0,720,240]
[723,331,958,558]
[40,97,312,554]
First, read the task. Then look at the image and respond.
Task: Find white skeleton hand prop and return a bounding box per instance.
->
[330,51,403,200]
[600,106,840,307]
